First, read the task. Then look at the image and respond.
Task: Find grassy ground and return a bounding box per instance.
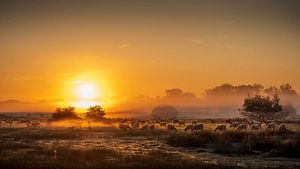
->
[165,130,300,158]
[0,122,300,169]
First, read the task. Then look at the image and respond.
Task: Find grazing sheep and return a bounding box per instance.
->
[278,124,287,132]
[167,124,177,132]
[159,122,167,127]
[236,124,247,131]
[119,123,131,131]
[214,124,226,131]
[177,120,185,127]
[251,123,261,130]
[230,122,240,128]
[139,120,146,125]
[191,120,197,125]
[31,121,41,127]
[267,122,276,130]
[184,124,194,132]
[149,123,155,130]
[140,124,149,130]
[131,121,140,129]
[191,124,204,132]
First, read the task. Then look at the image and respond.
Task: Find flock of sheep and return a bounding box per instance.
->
[119,119,288,133]
[0,118,288,133]
[0,119,41,127]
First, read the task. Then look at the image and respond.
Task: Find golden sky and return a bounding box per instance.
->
[0,0,300,112]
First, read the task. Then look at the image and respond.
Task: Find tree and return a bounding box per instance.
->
[239,94,287,123]
[52,107,78,120]
[84,105,105,120]
[165,88,184,97]
[280,83,297,95]
[151,104,179,119]
[264,86,280,96]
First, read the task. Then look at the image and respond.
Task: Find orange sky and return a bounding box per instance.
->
[0,0,300,112]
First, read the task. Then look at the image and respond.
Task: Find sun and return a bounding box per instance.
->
[75,83,99,100]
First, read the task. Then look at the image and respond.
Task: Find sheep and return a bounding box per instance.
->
[236,124,247,131]
[177,120,185,127]
[140,124,149,130]
[278,124,287,132]
[130,121,140,129]
[184,124,194,132]
[230,122,240,128]
[119,123,131,131]
[159,122,167,127]
[30,121,41,127]
[191,120,197,125]
[267,122,276,130]
[191,124,204,133]
[149,123,155,130]
[167,124,177,132]
[251,123,261,130]
[214,124,226,131]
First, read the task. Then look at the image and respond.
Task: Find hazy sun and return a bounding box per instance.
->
[75,83,99,100]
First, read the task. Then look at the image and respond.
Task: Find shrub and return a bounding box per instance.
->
[52,107,78,120]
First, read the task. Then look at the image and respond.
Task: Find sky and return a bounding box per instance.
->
[0,0,300,112]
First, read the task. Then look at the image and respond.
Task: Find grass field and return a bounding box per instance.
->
[0,118,300,169]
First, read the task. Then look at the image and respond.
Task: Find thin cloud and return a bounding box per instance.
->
[118,43,133,48]
[64,80,82,85]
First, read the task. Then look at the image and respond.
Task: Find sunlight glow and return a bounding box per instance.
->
[75,83,99,100]
[71,100,102,109]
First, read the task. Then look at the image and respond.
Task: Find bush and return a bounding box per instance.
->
[52,107,78,120]
[84,105,106,120]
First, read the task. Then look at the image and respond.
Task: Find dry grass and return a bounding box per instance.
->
[166,130,300,158]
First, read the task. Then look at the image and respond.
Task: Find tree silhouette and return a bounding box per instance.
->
[52,107,78,120]
[280,83,297,95]
[84,105,106,120]
[151,104,178,119]
[240,94,287,123]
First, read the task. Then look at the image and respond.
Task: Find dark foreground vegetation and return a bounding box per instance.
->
[0,126,299,169]
[166,130,300,158]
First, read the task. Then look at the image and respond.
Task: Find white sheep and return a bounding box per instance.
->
[236,124,247,131]
[230,122,240,128]
[251,123,261,130]
[214,124,226,131]
[278,123,287,132]
[191,124,204,132]
[267,122,276,130]
[119,123,131,131]
[184,124,194,132]
[167,124,177,132]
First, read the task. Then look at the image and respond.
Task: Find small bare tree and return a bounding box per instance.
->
[239,94,287,123]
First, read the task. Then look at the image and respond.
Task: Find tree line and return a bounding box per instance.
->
[52,105,105,121]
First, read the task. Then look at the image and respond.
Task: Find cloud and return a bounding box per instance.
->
[64,80,82,85]
[118,43,133,48]
[0,99,55,113]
